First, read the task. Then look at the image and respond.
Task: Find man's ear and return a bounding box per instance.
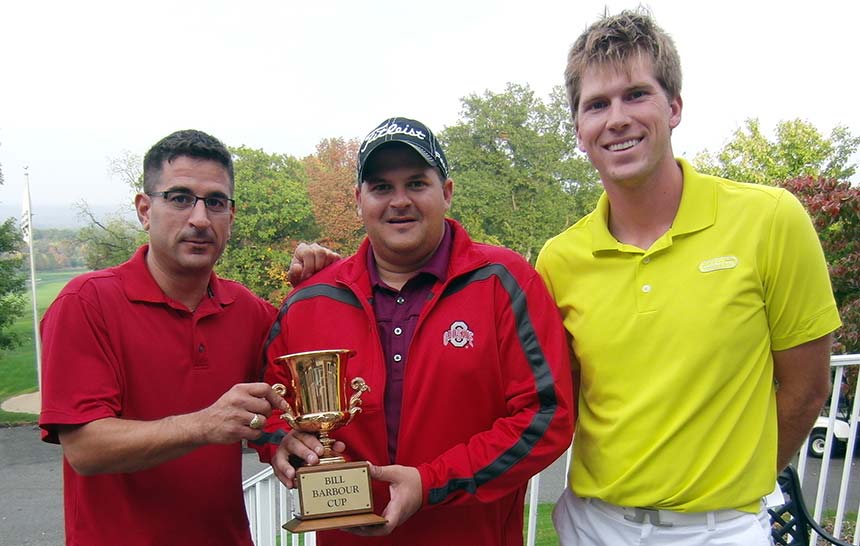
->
[134,193,151,231]
[226,205,235,241]
[443,178,454,211]
[668,94,683,130]
[575,122,586,154]
[354,184,362,216]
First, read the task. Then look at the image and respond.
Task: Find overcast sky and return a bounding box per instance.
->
[1,0,858,218]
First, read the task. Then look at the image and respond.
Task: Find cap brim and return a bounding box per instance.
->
[358,140,439,182]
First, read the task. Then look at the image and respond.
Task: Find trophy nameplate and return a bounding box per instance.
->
[273,349,386,532]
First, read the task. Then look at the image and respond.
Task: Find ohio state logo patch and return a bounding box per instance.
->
[443,321,474,348]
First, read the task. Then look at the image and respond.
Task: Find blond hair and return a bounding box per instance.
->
[564,8,681,124]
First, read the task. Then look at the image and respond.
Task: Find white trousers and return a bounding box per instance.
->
[552,488,774,546]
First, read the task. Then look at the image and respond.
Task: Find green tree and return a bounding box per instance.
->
[0,215,27,351]
[1,154,26,351]
[694,119,860,185]
[76,206,145,270]
[76,150,144,269]
[0,144,24,351]
[440,83,600,261]
[217,146,319,303]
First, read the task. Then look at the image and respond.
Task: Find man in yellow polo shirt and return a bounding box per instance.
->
[536,8,842,545]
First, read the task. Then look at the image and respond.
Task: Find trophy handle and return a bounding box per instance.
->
[344,377,370,426]
[271,383,299,428]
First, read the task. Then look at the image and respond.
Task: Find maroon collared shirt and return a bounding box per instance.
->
[367,223,453,462]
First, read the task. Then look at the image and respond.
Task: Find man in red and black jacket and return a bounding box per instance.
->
[255,117,575,546]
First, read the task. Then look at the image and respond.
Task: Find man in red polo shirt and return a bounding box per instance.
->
[39,129,286,546]
[257,117,575,546]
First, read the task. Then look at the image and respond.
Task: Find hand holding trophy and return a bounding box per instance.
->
[272,349,387,533]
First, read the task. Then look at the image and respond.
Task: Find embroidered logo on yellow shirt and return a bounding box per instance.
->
[698,255,739,273]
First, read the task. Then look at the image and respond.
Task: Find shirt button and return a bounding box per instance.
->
[396,297,405,305]
[641,284,652,293]
[198,343,205,353]
[642,257,651,264]
[393,327,403,336]
[393,354,403,363]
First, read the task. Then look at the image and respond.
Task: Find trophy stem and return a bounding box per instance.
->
[319,432,346,464]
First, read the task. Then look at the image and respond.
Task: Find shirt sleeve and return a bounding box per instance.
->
[415,269,575,507]
[252,305,292,463]
[39,287,123,444]
[764,190,842,351]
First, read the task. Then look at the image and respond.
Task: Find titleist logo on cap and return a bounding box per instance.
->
[360,122,427,152]
[357,116,449,182]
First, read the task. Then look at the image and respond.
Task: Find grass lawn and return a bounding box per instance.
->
[0,268,85,424]
[822,509,857,543]
[526,503,560,545]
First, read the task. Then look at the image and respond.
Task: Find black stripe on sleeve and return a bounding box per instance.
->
[259,284,362,380]
[429,264,558,505]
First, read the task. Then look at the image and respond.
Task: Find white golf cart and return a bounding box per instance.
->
[806,415,853,458]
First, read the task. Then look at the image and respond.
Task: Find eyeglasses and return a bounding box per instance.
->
[146,191,235,214]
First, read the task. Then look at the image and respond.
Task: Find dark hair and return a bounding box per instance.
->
[143,129,234,193]
[565,8,681,125]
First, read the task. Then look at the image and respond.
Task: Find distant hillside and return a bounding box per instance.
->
[0,203,136,229]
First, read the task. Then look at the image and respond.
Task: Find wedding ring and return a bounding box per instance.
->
[249,413,265,430]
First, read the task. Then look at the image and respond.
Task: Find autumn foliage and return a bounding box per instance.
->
[780,176,860,354]
[304,138,365,253]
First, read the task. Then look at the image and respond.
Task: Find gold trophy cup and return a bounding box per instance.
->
[272,349,386,532]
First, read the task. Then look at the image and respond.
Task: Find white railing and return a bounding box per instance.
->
[243,469,314,546]
[794,353,860,544]
[245,354,860,546]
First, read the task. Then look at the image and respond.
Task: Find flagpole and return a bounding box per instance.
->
[22,167,42,392]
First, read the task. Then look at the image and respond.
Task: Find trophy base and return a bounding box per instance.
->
[283,512,387,533]
[287,460,386,533]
